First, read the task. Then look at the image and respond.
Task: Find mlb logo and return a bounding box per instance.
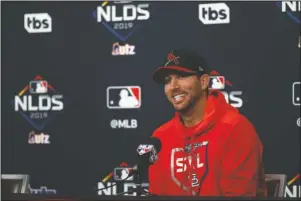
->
[107,86,141,109]
[30,80,48,94]
[137,144,154,155]
[113,167,134,181]
[209,76,225,90]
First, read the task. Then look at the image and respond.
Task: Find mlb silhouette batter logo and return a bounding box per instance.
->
[30,80,48,94]
[209,76,225,90]
[107,86,141,109]
[114,167,134,181]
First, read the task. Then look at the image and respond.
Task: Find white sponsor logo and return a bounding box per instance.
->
[24,13,52,33]
[29,185,57,194]
[281,1,301,12]
[97,4,150,22]
[221,91,243,108]
[97,182,149,196]
[110,119,138,129]
[285,185,301,198]
[13,76,64,131]
[114,167,134,181]
[199,3,230,25]
[293,82,300,106]
[112,42,136,56]
[209,75,243,108]
[14,80,63,112]
[210,76,225,90]
[14,95,63,112]
[107,86,141,109]
[28,131,50,144]
[98,162,149,196]
[284,174,300,198]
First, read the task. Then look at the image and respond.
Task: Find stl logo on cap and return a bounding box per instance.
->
[165,52,180,66]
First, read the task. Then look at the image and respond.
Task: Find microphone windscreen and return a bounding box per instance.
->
[135,137,162,168]
[149,137,162,153]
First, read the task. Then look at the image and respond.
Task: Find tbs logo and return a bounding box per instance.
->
[107,86,141,109]
[24,13,52,33]
[112,42,136,56]
[199,3,230,25]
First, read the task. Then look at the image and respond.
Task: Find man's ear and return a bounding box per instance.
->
[200,74,210,90]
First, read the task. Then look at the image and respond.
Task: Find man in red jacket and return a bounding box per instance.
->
[149,49,266,197]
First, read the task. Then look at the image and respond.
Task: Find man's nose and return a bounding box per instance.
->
[170,77,179,90]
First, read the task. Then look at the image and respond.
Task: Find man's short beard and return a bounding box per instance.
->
[176,96,198,114]
[176,102,194,114]
[176,91,203,114]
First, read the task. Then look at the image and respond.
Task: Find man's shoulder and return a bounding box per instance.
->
[222,108,253,128]
[222,109,260,142]
[152,119,175,138]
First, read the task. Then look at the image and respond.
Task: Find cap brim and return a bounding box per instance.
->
[152,66,197,84]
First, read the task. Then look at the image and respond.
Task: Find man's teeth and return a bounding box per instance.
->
[174,94,185,101]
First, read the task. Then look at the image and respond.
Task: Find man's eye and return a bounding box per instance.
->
[164,77,171,84]
[177,75,186,79]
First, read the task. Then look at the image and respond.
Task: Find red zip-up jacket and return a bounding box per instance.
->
[148,90,266,197]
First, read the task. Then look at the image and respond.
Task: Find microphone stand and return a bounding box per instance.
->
[114,145,160,197]
[116,168,151,196]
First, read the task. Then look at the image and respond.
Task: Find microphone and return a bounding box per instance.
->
[98,137,162,194]
[126,137,162,179]
[121,137,161,196]
[136,137,162,167]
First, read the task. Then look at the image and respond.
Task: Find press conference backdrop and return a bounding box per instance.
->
[1,1,300,198]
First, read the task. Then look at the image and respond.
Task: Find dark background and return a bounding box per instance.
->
[1,1,300,197]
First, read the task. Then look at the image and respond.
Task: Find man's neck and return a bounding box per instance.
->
[180,97,207,127]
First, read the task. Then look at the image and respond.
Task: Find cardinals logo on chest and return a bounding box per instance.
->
[170,141,209,194]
